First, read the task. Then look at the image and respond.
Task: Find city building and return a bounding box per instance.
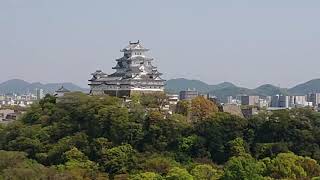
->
[179,89,199,101]
[227,96,234,104]
[308,93,320,107]
[36,88,45,100]
[0,96,34,107]
[226,96,241,105]
[258,98,269,108]
[266,96,272,106]
[240,95,259,106]
[289,95,307,107]
[279,95,290,108]
[271,95,279,107]
[271,95,290,108]
[89,41,165,97]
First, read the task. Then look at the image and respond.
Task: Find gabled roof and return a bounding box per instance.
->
[55,86,70,93]
[121,40,149,52]
[91,70,107,76]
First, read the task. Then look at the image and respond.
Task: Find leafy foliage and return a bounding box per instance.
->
[1,93,320,179]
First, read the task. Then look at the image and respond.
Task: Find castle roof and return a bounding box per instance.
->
[121,40,149,52]
[55,86,70,93]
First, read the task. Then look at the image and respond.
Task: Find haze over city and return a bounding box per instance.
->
[1,0,320,88]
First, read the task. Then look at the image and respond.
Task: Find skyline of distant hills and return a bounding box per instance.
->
[165,78,320,100]
[0,79,88,95]
[1,78,320,100]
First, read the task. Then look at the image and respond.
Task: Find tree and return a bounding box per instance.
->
[90,137,113,160]
[249,108,320,161]
[7,136,42,159]
[191,96,219,121]
[166,167,194,180]
[253,142,289,159]
[97,105,130,144]
[195,112,248,163]
[100,144,137,177]
[63,147,97,170]
[140,93,167,109]
[130,172,163,180]
[144,113,190,152]
[178,135,210,161]
[142,155,180,175]
[176,100,190,116]
[47,132,90,165]
[264,152,315,179]
[0,150,50,179]
[299,157,320,178]
[190,164,221,180]
[227,137,248,157]
[222,155,265,180]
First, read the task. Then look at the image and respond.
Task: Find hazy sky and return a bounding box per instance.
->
[1,0,320,88]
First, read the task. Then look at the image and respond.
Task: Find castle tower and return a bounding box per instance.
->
[89,41,165,97]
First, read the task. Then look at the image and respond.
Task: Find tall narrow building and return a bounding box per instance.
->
[89,41,165,97]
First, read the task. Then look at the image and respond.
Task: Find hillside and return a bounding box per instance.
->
[166,78,320,100]
[254,84,288,96]
[165,78,212,93]
[0,79,88,94]
[165,78,237,93]
[0,79,31,94]
[289,79,320,95]
[166,79,283,97]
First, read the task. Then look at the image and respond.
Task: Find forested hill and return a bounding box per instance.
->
[290,79,320,94]
[0,79,87,94]
[1,92,320,179]
[166,78,320,98]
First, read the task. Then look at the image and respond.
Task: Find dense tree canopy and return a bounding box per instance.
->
[1,93,320,179]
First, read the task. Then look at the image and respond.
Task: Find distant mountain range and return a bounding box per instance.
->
[1,78,320,100]
[0,79,88,95]
[166,78,320,101]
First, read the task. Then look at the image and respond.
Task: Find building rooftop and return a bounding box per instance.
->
[55,86,70,93]
[121,40,149,52]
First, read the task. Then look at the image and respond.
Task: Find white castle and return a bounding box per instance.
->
[89,41,165,97]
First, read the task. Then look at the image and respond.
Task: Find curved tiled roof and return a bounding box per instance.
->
[56,86,70,93]
[121,40,149,51]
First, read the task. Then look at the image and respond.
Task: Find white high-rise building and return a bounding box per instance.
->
[36,88,45,100]
[289,95,307,107]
